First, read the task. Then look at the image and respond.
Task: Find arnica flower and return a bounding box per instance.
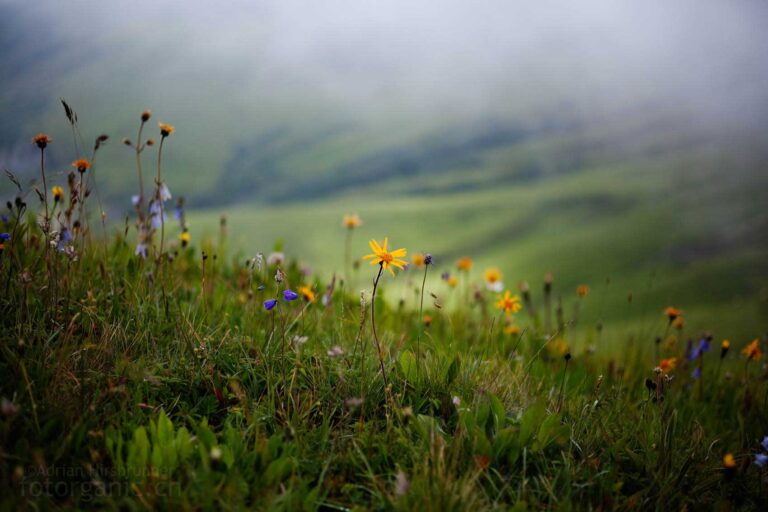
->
[755,453,768,468]
[576,285,590,297]
[504,324,521,335]
[158,122,175,137]
[673,317,685,330]
[180,230,191,248]
[342,213,362,229]
[483,268,503,292]
[721,339,730,359]
[263,299,278,311]
[411,253,426,268]
[665,306,681,322]
[298,285,316,303]
[72,159,91,173]
[423,315,433,327]
[32,133,52,149]
[456,256,473,272]
[742,339,763,361]
[52,186,64,202]
[283,289,299,301]
[362,237,407,276]
[659,357,677,373]
[723,453,737,469]
[495,290,522,314]
[447,275,459,288]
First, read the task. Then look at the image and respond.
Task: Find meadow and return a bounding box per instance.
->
[0,107,767,510]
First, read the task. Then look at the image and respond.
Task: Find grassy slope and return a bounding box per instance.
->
[1,221,767,509]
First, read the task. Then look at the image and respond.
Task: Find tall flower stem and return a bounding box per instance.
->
[156,135,167,264]
[40,148,50,231]
[370,264,389,390]
[415,264,429,381]
[135,120,146,219]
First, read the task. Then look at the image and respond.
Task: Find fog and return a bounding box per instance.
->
[4,0,768,125]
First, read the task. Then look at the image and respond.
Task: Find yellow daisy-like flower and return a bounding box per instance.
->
[158,122,175,137]
[52,186,64,202]
[411,253,425,268]
[503,324,521,335]
[456,256,473,272]
[362,237,407,276]
[32,133,52,149]
[447,276,458,288]
[180,231,191,247]
[723,453,736,469]
[576,285,589,297]
[495,290,521,314]
[342,213,362,229]
[742,339,762,361]
[658,357,677,373]
[72,158,91,173]
[298,285,316,303]
[483,267,502,285]
[665,306,681,321]
[423,315,433,327]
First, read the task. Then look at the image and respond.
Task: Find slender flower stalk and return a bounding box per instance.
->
[363,237,407,390]
[415,254,432,380]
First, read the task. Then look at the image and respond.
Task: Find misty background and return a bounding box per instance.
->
[1,0,767,334]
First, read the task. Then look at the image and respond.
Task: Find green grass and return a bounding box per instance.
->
[1,195,767,509]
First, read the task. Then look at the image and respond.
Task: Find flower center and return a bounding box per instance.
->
[380,252,394,263]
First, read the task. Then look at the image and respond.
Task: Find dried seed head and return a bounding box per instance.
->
[141,110,152,122]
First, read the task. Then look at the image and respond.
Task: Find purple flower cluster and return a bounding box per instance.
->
[263,289,300,311]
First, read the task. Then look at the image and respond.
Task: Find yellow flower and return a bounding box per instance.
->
[664,306,681,321]
[483,268,502,285]
[659,357,677,373]
[158,122,175,137]
[423,315,433,327]
[576,285,589,297]
[298,285,316,303]
[411,253,425,268]
[723,453,736,469]
[180,230,191,247]
[72,158,91,173]
[550,337,569,355]
[742,339,762,361]
[447,276,459,288]
[52,186,64,202]
[362,237,407,276]
[32,133,52,149]
[456,256,473,272]
[673,317,684,330]
[342,213,362,229]
[495,290,521,314]
[503,324,521,335]
[721,339,730,350]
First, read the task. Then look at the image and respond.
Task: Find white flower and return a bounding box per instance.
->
[452,396,461,407]
[486,281,504,292]
[159,182,172,201]
[131,195,140,206]
[267,252,284,266]
[327,346,344,358]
